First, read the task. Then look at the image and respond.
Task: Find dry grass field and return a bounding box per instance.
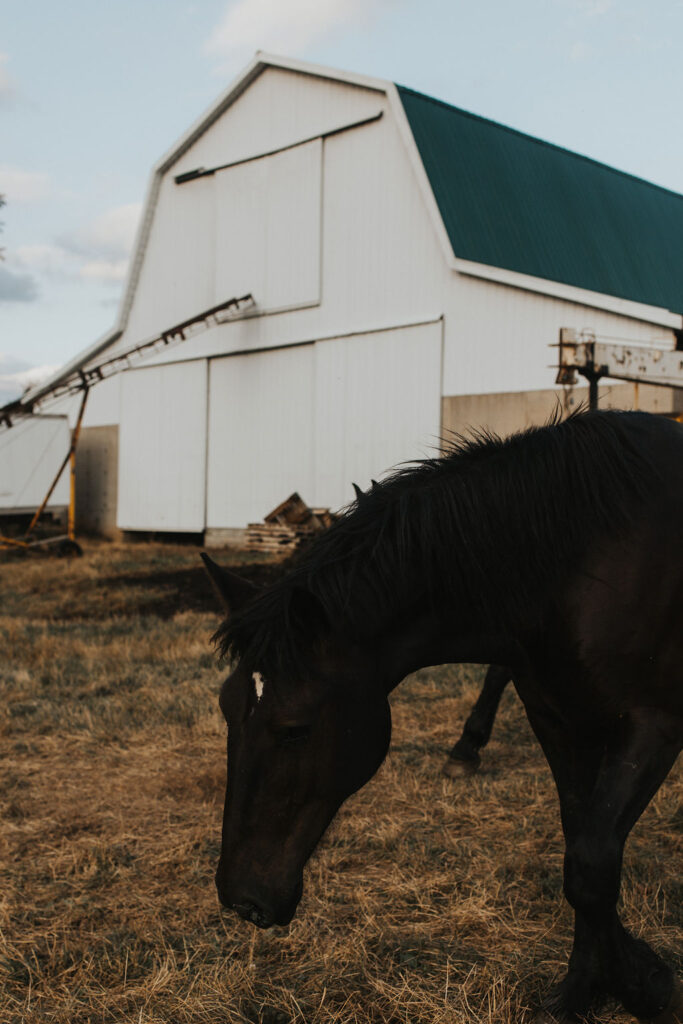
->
[0,541,680,1024]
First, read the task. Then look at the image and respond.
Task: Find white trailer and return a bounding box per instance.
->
[0,415,70,514]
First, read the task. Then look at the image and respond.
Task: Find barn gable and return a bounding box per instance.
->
[122,62,390,345]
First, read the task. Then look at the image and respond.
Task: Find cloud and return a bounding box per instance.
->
[80,258,129,283]
[15,243,74,278]
[11,202,143,288]
[205,0,379,70]
[0,357,58,406]
[70,202,142,284]
[63,202,142,262]
[0,165,51,204]
[58,202,142,283]
[0,265,39,302]
[0,354,35,375]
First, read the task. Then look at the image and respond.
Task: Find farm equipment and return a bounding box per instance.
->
[556,327,683,415]
[0,294,254,554]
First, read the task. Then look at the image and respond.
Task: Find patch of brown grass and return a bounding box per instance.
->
[0,541,680,1023]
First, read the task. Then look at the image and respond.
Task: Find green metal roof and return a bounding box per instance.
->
[397,85,683,314]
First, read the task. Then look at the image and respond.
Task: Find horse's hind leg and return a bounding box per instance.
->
[530,707,681,1023]
[442,664,510,776]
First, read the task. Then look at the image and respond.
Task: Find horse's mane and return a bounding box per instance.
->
[215,410,662,679]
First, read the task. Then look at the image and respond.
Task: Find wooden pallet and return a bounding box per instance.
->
[245,522,316,555]
[246,493,338,556]
[264,492,312,526]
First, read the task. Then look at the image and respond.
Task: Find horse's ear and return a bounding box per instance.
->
[352,481,364,503]
[200,553,259,615]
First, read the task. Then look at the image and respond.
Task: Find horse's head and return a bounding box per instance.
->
[202,554,392,929]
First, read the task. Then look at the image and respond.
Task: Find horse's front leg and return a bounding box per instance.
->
[528,706,681,1024]
[442,664,511,775]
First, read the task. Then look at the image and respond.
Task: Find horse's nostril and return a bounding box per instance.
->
[248,904,267,927]
[232,899,274,929]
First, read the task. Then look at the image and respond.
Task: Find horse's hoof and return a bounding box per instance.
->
[442,756,480,777]
[533,982,584,1023]
[442,754,481,778]
[648,977,683,1024]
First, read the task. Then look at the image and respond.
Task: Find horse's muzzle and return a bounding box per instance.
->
[216,870,303,929]
[232,900,277,929]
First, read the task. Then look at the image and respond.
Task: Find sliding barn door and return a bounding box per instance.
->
[117,361,207,532]
[205,321,442,527]
[206,345,315,528]
[313,321,443,509]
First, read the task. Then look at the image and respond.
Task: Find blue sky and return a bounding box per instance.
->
[2,0,683,402]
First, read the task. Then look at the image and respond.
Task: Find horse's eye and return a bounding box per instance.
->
[279,724,311,745]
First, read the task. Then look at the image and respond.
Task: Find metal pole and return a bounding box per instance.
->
[67,389,89,540]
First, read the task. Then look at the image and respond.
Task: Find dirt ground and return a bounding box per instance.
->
[0,540,680,1023]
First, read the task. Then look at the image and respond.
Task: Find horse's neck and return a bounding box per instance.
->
[378,606,524,690]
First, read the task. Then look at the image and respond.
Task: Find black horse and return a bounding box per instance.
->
[442,662,512,775]
[357,478,514,779]
[204,410,682,1024]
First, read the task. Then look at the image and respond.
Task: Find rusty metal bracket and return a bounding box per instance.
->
[555,327,683,410]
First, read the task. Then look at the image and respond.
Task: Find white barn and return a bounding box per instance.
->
[37,54,683,541]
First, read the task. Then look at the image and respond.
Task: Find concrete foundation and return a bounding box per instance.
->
[442,383,680,440]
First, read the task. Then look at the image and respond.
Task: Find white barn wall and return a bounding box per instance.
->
[206,320,442,528]
[318,106,448,332]
[442,273,676,398]
[122,173,217,348]
[117,361,207,531]
[171,66,385,181]
[82,376,121,427]
[207,345,315,528]
[312,322,443,510]
[39,376,120,431]
[213,139,322,312]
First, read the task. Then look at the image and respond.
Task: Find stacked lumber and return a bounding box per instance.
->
[245,493,337,556]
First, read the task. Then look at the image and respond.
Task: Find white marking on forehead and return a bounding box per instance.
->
[253,671,265,702]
